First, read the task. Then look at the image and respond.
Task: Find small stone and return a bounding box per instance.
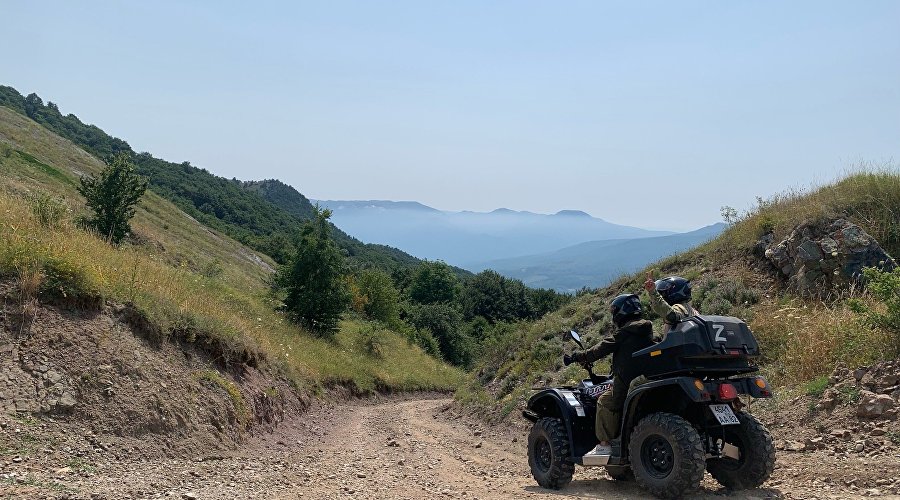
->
[805,436,824,449]
[783,440,806,452]
[182,493,198,500]
[473,430,482,437]
[871,428,887,437]
[474,441,483,449]
[356,472,366,478]
[831,429,852,440]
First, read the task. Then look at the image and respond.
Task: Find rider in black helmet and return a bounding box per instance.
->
[563,293,654,456]
[644,273,699,335]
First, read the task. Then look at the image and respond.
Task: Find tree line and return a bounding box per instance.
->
[275,208,571,368]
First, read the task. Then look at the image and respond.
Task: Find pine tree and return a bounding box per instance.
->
[278,207,350,335]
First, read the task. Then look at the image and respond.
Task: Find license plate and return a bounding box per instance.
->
[709,404,740,425]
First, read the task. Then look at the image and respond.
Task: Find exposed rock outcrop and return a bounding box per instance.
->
[758,218,896,296]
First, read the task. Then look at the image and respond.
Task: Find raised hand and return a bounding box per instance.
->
[643,271,655,292]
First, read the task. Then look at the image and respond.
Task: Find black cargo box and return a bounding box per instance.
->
[632,315,760,378]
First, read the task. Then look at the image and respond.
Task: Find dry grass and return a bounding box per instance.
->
[709,166,900,261]
[750,295,896,385]
[0,191,462,393]
[0,108,463,394]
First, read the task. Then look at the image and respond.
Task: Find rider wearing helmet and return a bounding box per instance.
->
[644,273,699,335]
[563,293,654,456]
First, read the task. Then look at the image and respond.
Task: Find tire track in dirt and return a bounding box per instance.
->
[6,396,897,499]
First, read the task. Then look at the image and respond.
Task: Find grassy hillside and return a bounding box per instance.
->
[0,105,462,394]
[0,85,430,273]
[460,169,900,418]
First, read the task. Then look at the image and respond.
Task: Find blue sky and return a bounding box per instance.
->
[4,1,899,231]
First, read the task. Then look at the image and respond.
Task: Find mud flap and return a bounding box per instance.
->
[722,442,740,460]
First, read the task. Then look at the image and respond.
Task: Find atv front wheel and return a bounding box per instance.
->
[707,410,776,490]
[527,417,574,489]
[629,412,705,499]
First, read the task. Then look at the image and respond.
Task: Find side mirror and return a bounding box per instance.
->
[564,330,584,349]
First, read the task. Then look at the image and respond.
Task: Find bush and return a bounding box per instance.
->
[757,215,776,236]
[408,326,442,358]
[860,266,900,333]
[405,302,474,367]
[694,279,760,317]
[28,192,69,228]
[77,153,148,245]
[359,324,385,358]
[357,268,401,325]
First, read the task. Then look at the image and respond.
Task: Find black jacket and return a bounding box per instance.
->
[572,319,654,406]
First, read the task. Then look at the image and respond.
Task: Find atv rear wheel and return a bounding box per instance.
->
[629,412,705,499]
[527,417,574,489]
[707,410,776,490]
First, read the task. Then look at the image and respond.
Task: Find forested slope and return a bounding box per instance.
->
[0,85,430,272]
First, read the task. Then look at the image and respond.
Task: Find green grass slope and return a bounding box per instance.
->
[0,105,462,394]
[0,85,431,273]
[460,169,900,419]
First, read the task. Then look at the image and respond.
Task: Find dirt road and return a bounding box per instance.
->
[4,395,899,499]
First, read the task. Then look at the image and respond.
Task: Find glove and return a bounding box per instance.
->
[563,353,575,366]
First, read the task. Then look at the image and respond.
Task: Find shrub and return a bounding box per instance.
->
[860,266,900,333]
[28,192,69,228]
[694,279,760,317]
[359,324,385,358]
[405,302,474,367]
[357,268,401,325]
[77,153,148,245]
[757,215,776,236]
[200,259,224,279]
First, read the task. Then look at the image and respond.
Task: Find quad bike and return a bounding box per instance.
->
[523,316,776,499]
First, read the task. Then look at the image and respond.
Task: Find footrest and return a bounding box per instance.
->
[581,454,611,466]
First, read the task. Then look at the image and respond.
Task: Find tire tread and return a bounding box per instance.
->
[629,412,706,499]
[528,417,575,489]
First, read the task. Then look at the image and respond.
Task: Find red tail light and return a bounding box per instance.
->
[717,383,738,401]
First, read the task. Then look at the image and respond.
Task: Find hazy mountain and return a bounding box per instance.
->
[314,200,673,266]
[470,223,728,292]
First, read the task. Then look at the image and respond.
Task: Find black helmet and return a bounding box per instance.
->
[610,294,643,327]
[655,276,692,305]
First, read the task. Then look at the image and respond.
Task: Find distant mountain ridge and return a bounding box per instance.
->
[472,223,728,292]
[315,199,673,267]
